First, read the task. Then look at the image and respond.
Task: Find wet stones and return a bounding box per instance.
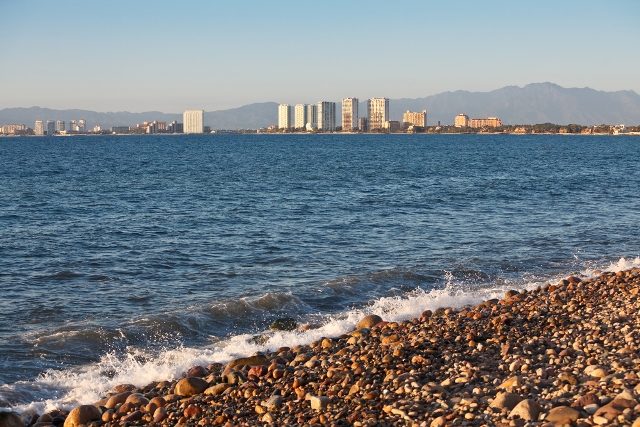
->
[63,405,101,427]
[270,317,298,331]
[174,377,209,396]
[356,314,383,329]
[0,412,23,427]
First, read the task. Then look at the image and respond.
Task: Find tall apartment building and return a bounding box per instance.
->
[294,104,307,129]
[55,120,65,132]
[367,98,389,131]
[317,101,336,131]
[402,110,427,127]
[454,114,470,127]
[278,104,293,129]
[46,120,55,135]
[305,104,318,130]
[341,98,359,132]
[34,120,45,136]
[469,117,502,128]
[183,109,204,134]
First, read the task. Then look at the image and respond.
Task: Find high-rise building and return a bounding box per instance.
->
[469,117,502,128]
[183,110,204,134]
[278,104,293,129]
[454,114,469,127]
[317,101,336,131]
[402,110,427,127]
[78,119,86,132]
[359,117,368,132]
[34,120,45,136]
[69,120,78,132]
[168,121,183,133]
[55,120,65,132]
[305,104,318,130]
[341,98,359,132]
[294,104,307,129]
[367,98,389,131]
[46,120,55,135]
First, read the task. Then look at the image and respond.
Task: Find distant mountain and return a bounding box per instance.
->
[395,83,640,125]
[1,84,639,129]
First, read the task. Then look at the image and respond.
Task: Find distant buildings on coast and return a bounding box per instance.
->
[1,106,637,137]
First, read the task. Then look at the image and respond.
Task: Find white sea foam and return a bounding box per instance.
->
[9,256,639,414]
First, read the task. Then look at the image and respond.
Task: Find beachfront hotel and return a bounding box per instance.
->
[183,110,204,134]
[278,104,293,130]
[317,101,336,131]
[402,110,427,128]
[469,117,502,128]
[454,113,470,127]
[367,98,389,131]
[341,98,359,132]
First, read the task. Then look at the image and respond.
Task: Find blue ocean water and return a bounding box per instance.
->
[0,133,639,410]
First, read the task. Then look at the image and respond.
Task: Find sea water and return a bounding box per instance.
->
[0,133,639,412]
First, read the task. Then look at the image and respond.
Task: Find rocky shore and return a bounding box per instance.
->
[4,268,640,426]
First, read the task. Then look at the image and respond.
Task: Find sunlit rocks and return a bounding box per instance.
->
[63,405,101,427]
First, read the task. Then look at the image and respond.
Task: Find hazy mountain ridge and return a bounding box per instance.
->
[1,83,639,129]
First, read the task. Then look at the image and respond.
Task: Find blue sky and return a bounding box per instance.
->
[1,0,638,112]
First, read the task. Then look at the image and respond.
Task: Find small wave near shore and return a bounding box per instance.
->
[3,256,639,417]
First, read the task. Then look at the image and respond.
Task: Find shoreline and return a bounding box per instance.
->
[6,268,640,426]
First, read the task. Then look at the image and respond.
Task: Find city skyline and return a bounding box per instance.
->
[1,0,639,112]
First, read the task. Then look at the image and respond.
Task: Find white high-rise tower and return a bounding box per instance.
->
[341,98,359,132]
[183,110,204,134]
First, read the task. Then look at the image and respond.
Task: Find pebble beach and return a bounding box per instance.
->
[4,268,640,427]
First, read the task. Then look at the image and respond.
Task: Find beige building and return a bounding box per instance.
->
[402,110,427,127]
[341,98,359,131]
[454,114,469,127]
[294,104,307,129]
[183,109,204,134]
[34,120,45,135]
[367,98,389,131]
[469,117,502,128]
[278,104,293,129]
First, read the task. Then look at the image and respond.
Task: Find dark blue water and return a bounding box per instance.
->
[1,133,639,410]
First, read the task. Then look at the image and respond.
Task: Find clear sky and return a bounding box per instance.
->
[1,0,638,112]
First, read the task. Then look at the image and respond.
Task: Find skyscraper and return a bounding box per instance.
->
[317,101,336,132]
[34,120,45,136]
[183,110,204,134]
[341,98,359,132]
[294,104,307,129]
[46,120,55,135]
[367,98,389,131]
[305,104,318,130]
[55,120,65,132]
[278,104,293,129]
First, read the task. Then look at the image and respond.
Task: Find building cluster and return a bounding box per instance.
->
[0,110,208,136]
[112,110,205,134]
[277,98,428,133]
[454,114,503,129]
[0,119,91,135]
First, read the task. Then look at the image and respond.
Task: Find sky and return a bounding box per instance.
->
[1,0,639,112]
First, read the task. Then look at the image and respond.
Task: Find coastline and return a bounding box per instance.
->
[9,268,640,426]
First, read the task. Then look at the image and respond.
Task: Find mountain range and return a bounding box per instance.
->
[1,83,639,130]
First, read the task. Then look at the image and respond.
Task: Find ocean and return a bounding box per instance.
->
[0,133,639,413]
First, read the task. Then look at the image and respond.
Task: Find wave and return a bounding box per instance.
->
[3,256,638,414]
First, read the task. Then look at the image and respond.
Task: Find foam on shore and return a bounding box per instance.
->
[8,256,640,415]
